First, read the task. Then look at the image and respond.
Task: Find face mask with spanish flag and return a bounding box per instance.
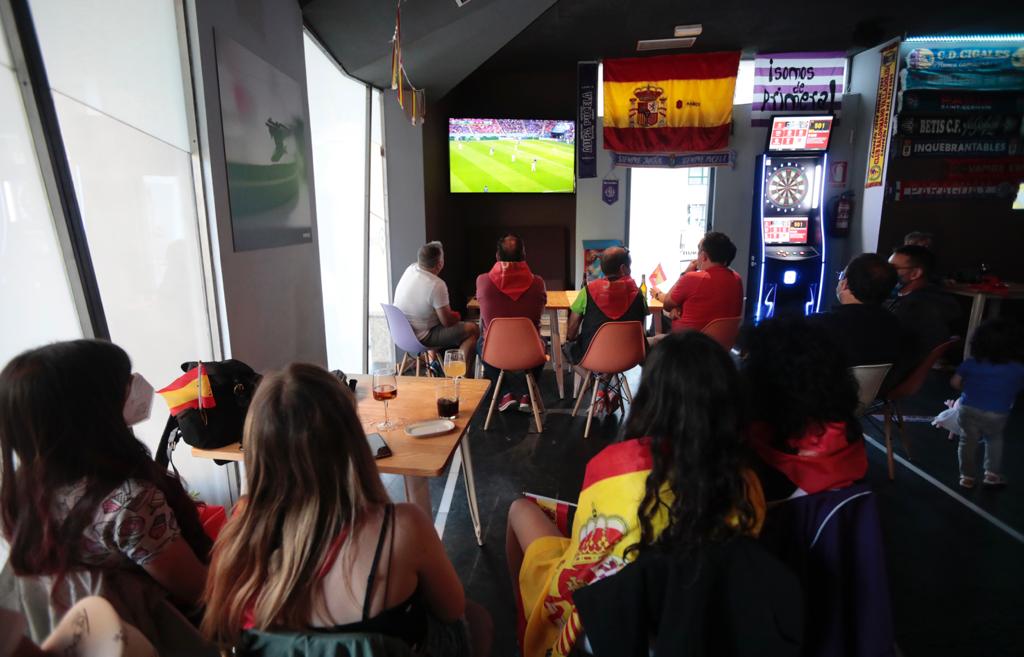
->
[157,364,217,416]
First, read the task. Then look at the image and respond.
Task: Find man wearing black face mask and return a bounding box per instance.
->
[886,245,960,380]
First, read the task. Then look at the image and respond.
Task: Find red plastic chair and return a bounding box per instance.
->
[700,316,743,351]
[571,321,646,438]
[879,337,960,480]
[481,317,547,433]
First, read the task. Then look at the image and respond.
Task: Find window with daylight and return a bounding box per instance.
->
[27,0,225,502]
[304,31,391,373]
[628,167,714,290]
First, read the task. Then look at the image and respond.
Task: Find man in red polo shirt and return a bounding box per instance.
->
[476,234,547,413]
[651,232,743,333]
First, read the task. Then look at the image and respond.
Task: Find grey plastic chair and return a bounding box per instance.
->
[381,303,437,376]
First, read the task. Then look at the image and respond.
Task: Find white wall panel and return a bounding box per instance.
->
[54,89,226,501]
[29,0,190,151]
[0,66,81,365]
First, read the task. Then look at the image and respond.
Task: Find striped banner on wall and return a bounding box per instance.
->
[751,52,846,127]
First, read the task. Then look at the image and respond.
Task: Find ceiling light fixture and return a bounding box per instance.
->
[673,24,703,38]
[636,37,696,52]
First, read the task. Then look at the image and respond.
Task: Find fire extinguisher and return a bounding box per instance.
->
[830,191,854,238]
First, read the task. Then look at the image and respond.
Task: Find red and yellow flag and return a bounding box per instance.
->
[649,263,668,289]
[603,51,740,153]
[157,365,216,415]
[522,493,576,536]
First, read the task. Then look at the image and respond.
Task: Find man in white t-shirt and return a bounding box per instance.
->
[393,241,479,376]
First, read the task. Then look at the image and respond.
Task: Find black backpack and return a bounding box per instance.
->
[156,360,261,467]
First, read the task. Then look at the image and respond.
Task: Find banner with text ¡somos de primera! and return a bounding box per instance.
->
[751,52,846,127]
[603,51,740,153]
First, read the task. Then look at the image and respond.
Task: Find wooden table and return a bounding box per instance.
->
[192,374,491,545]
[470,289,662,399]
[943,283,1024,359]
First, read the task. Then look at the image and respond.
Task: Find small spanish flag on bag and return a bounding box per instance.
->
[157,365,216,415]
[603,51,740,153]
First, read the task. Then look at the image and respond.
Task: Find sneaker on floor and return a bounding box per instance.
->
[518,395,533,413]
[593,390,607,418]
[983,472,1007,487]
[498,392,518,412]
[959,476,975,489]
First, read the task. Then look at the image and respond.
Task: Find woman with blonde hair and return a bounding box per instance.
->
[202,364,490,656]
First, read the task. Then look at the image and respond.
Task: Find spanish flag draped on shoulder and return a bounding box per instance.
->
[603,51,741,153]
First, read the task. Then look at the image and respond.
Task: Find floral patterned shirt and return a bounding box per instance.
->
[53,479,181,568]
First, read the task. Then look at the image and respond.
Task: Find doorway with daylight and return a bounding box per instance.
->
[627,166,714,300]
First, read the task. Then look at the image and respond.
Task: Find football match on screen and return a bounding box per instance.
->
[449,118,576,193]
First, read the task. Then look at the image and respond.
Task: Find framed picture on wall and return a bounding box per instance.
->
[214,30,313,251]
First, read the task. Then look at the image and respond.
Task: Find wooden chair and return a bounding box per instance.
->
[878,337,960,480]
[571,321,646,438]
[700,316,744,351]
[481,317,547,433]
[849,363,893,417]
[381,303,438,376]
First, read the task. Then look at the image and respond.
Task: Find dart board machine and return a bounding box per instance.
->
[747,115,833,323]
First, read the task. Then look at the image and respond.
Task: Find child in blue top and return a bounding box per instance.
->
[951,318,1024,488]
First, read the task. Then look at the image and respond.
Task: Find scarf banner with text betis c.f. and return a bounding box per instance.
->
[603,52,740,153]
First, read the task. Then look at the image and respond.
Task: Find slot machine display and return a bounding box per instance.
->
[747,115,833,323]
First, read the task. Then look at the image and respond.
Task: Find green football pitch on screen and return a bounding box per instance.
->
[450,139,575,193]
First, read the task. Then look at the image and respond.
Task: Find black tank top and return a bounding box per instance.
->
[316,505,428,646]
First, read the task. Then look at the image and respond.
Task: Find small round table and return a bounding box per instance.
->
[943,282,1024,359]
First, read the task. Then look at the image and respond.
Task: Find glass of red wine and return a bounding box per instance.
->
[372,365,398,430]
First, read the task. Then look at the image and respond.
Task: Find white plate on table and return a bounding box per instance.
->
[404,419,455,438]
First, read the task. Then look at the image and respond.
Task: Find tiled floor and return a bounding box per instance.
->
[425,366,1023,657]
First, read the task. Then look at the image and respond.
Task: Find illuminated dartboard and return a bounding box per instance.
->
[767,165,808,211]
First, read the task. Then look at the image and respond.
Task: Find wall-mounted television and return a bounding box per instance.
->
[449,118,575,193]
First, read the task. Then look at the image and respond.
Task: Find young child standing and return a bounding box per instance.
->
[951,318,1024,488]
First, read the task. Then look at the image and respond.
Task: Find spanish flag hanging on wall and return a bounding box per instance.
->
[603,51,741,153]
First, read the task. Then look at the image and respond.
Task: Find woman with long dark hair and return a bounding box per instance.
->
[741,317,867,500]
[0,340,211,645]
[507,332,766,657]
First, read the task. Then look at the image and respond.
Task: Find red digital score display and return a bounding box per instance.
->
[768,116,834,151]
[764,218,809,244]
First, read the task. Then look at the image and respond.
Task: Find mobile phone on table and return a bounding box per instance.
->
[366,432,392,459]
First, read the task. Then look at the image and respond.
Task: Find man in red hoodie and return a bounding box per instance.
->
[476,234,548,413]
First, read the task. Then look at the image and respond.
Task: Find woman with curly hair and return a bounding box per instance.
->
[506,332,769,657]
[740,317,868,500]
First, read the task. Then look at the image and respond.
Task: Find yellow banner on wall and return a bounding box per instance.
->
[865,42,900,188]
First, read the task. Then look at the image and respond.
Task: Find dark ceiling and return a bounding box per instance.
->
[303,0,1024,98]
[301,0,555,98]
